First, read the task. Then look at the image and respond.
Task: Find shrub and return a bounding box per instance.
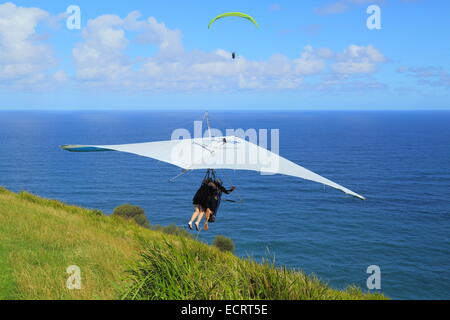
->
[90,209,104,216]
[213,235,235,253]
[113,204,150,228]
[0,186,9,194]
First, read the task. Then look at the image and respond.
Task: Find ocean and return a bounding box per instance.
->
[0,110,449,299]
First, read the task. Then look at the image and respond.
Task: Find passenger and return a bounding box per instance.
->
[204,179,236,230]
[188,179,211,231]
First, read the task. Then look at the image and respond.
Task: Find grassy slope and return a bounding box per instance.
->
[0,187,386,300]
[0,187,160,299]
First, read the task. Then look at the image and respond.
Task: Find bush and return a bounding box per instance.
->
[113,204,150,229]
[90,209,104,216]
[213,235,235,253]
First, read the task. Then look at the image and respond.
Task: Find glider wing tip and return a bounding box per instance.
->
[355,194,366,201]
[60,144,107,152]
[60,145,73,151]
[60,145,86,151]
[345,190,366,201]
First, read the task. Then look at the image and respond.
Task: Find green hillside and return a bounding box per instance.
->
[0,187,386,300]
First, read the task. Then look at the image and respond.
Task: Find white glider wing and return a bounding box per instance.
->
[62,136,365,200]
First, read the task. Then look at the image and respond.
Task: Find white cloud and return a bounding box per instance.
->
[398,67,450,88]
[315,0,385,15]
[72,12,387,92]
[73,14,131,82]
[53,70,68,82]
[0,2,54,85]
[293,46,333,75]
[332,45,386,74]
[268,4,282,12]
[0,4,387,92]
[125,12,184,57]
[315,2,348,15]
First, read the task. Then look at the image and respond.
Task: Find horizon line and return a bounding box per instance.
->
[1,107,450,112]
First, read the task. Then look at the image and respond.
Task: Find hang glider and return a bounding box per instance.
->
[61,135,365,200]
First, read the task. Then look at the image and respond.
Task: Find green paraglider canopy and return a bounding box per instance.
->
[208,12,259,29]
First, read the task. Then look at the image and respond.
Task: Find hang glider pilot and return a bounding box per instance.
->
[189,177,236,231]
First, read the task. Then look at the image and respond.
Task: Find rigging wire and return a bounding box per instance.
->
[222,169,244,204]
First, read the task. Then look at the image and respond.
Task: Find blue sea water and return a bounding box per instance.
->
[0,110,449,300]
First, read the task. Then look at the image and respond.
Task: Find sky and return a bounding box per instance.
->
[0,0,449,110]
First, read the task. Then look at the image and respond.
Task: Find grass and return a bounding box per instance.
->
[0,187,160,299]
[0,187,387,300]
[122,239,386,300]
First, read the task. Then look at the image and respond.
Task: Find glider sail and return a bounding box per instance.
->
[62,136,365,200]
[208,12,259,29]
